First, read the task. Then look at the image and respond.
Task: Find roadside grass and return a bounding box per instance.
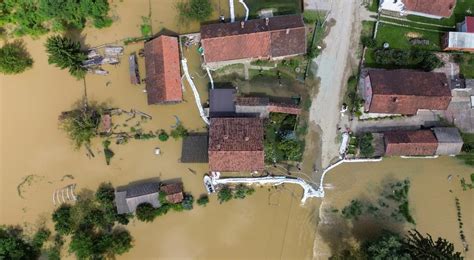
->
[367,0,379,12]
[245,0,301,18]
[406,0,474,26]
[361,21,376,39]
[457,133,474,166]
[375,23,442,50]
[455,53,474,79]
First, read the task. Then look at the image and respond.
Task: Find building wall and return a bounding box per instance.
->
[369,94,452,115]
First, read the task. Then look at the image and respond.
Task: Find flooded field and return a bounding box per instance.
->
[1,1,473,259]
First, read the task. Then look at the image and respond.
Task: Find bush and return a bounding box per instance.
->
[0,41,33,75]
[32,228,51,249]
[217,186,233,204]
[361,36,376,48]
[102,140,114,165]
[277,139,303,161]
[45,35,87,79]
[158,130,169,141]
[182,194,194,210]
[373,49,443,71]
[358,133,374,158]
[234,184,255,199]
[177,0,213,22]
[170,123,188,139]
[135,203,156,222]
[197,195,209,206]
[0,226,43,259]
[342,200,364,220]
[52,204,74,235]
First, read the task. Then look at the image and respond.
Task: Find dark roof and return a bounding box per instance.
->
[210,89,236,114]
[181,134,209,163]
[368,69,451,96]
[201,15,306,63]
[209,117,264,171]
[160,183,183,195]
[124,182,160,198]
[144,36,182,104]
[404,0,455,17]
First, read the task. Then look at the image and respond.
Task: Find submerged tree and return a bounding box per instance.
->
[0,40,33,75]
[0,226,49,260]
[404,230,463,260]
[45,35,86,79]
[59,102,104,149]
[177,0,213,22]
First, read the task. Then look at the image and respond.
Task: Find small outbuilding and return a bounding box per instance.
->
[209,88,236,117]
[115,181,161,214]
[433,127,463,155]
[384,130,438,156]
[181,133,209,163]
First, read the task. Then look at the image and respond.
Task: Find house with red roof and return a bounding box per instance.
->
[362,69,452,115]
[200,15,306,68]
[384,130,438,156]
[379,0,455,19]
[443,17,474,52]
[208,117,264,172]
[144,35,182,104]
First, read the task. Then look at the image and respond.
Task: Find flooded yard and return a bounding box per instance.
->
[1,1,473,259]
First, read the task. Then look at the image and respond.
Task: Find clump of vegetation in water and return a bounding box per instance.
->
[197,195,209,206]
[454,197,469,250]
[140,16,152,37]
[51,183,133,259]
[460,173,474,190]
[45,35,87,79]
[136,191,194,223]
[0,225,50,259]
[341,199,364,220]
[0,0,112,37]
[358,133,375,158]
[457,133,474,166]
[158,130,169,141]
[176,0,213,22]
[217,184,256,204]
[264,113,303,163]
[59,101,106,149]
[102,139,114,165]
[170,123,189,139]
[0,40,33,75]
[331,229,462,259]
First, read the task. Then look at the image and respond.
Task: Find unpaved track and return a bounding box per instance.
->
[309,0,361,169]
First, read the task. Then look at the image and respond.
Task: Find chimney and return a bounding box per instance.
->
[265,17,269,26]
[286,28,290,34]
[223,135,229,140]
[244,136,249,141]
[241,21,245,29]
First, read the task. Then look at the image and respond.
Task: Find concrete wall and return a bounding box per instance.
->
[436,142,463,155]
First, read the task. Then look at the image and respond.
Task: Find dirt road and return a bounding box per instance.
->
[309,0,362,169]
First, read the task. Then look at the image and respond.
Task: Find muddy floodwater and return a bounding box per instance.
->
[1,1,473,259]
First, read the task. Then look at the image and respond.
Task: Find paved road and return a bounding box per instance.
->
[309,0,361,169]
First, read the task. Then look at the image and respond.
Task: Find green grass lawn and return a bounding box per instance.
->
[406,0,474,26]
[361,21,376,38]
[375,23,442,50]
[245,0,301,18]
[459,53,474,79]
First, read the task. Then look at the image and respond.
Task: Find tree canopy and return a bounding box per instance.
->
[0,0,112,37]
[404,230,463,260]
[45,35,87,79]
[0,226,49,260]
[0,40,33,75]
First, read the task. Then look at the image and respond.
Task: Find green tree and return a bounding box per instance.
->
[0,226,41,259]
[52,204,75,235]
[197,195,209,206]
[31,228,51,249]
[404,230,462,260]
[0,40,33,75]
[1,0,48,37]
[217,186,233,204]
[277,139,303,161]
[135,203,156,222]
[108,229,133,255]
[358,133,374,158]
[59,102,104,149]
[45,35,86,79]
[69,230,95,259]
[177,0,213,22]
[234,184,255,199]
[182,194,194,210]
[364,231,411,260]
[158,130,169,141]
[170,123,188,139]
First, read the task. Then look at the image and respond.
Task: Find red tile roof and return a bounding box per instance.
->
[144,36,182,104]
[208,117,264,172]
[384,130,438,156]
[267,102,301,115]
[201,15,305,63]
[367,69,451,114]
[465,16,474,33]
[160,183,184,204]
[404,0,456,18]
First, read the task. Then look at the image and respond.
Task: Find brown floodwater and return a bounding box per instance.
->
[1,1,473,259]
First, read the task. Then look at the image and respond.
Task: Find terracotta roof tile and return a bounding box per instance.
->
[201,15,305,63]
[465,16,474,33]
[208,117,264,171]
[404,0,456,17]
[367,69,451,114]
[384,130,438,156]
[144,36,182,104]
